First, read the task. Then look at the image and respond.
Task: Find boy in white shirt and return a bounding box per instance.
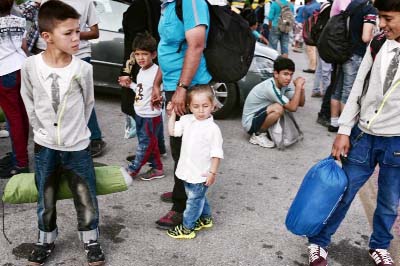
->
[126,33,164,181]
[166,85,223,239]
[20,1,105,265]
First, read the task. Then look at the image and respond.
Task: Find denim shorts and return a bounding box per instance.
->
[268,27,290,55]
[331,54,363,104]
[248,107,267,134]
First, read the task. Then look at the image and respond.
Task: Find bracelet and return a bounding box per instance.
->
[209,171,217,176]
[177,82,189,90]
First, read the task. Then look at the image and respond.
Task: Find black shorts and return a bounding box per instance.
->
[248,107,267,134]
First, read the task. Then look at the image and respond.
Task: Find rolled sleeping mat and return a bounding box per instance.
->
[2,166,133,204]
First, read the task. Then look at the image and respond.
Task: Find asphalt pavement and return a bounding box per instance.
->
[0,49,384,266]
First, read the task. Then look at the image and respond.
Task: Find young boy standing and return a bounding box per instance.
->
[20,1,105,265]
[307,0,400,265]
[126,32,164,181]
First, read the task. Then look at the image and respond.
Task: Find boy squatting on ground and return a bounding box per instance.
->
[306,0,400,265]
[241,57,305,148]
[20,1,105,265]
[125,32,165,181]
[166,85,223,239]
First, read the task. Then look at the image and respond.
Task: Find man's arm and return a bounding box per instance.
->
[79,24,99,40]
[171,25,207,116]
[284,77,305,112]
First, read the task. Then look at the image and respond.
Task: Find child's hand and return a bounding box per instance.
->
[166,102,174,116]
[204,172,217,186]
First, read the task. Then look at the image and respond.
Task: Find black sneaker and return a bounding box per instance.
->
[316,115,330,128]
[84,240,105,266]
[0,152,12,167]
[126,154,136,162]
[0,165,29,179]
[90,140,107,158]
[328,125,339,132]
[27,242,55,266]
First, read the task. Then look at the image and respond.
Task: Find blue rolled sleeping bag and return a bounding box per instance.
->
[285,156,348,237]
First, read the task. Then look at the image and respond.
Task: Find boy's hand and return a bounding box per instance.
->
[118,76,131,87]
[151,86,163,110]
[293,77,305,88]
[204,172,216,186]
[332,134,350,161]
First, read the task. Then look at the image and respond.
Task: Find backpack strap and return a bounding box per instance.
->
[358,32,387,106]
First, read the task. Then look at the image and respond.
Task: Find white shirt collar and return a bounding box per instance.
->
[385,39,400,53]
[188,114,214,123]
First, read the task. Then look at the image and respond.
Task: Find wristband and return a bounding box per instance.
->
[209,171,217,176]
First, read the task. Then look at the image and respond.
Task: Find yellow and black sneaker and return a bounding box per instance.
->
[167,224,195,239]
[194,217,213,231]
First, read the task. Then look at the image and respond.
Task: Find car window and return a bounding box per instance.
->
[94,0,128,32]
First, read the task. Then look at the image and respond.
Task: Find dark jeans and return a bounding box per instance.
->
[309,126,400,249]
[165,91,187,213]
[34,144,99,243]
[81,57,102,141]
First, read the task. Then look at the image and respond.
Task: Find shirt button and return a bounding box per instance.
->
[54,123,58,126]
[367,121,370,124]
[374,110,378,113]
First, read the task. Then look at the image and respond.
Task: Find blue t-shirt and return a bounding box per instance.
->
[242,77,294,132]
[158,0,212,91]
[302,0,320,20]
[347,0,378,57]
[295,6,305,24]
[268,0,295,28]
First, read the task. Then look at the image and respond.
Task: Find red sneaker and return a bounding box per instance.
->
[369,249,394,266]
[156,210,182,229]
[160,192,173,203]
[308,244,328,266]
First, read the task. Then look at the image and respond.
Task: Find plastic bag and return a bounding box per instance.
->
[268,111,303,150]
[285,156,348,237]
[124,115,136,139]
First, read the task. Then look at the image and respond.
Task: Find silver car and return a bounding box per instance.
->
[91,0,278,119]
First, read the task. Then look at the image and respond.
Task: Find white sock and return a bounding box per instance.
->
[331,117,339,127]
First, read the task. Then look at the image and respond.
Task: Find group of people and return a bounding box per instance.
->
[1,0,400,266]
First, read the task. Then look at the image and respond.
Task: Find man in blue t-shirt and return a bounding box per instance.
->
[302,0,320,73]
[242,57,305,148]
[151,0,212,229]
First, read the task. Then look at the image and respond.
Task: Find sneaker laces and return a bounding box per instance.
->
[309,244,327,262]
[373,249,394,264]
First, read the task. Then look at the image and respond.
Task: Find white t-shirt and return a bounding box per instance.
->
[37,0,99,58]
[132,64,161,118]
[0,15,27,76]
[172,114,224,184]
[35,53,79,104]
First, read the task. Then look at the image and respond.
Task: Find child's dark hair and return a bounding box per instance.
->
[187,85,215,106]
[274,56,295,73]
[0,0,14,16]
[132,32,157,53]
[240,8,257,27]
[38,0,80,33]
[374,0,400,12]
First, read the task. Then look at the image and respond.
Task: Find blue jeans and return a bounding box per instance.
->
[81,57,102,140]
[183,182,212,230]
[313,56,332,94]
[309,126,400,249]
[269,27,289,55]
[128,115,162,175]
[331,54,363,104]
[34,144,99,243]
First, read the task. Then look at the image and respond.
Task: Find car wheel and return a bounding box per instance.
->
[211,82,238,119]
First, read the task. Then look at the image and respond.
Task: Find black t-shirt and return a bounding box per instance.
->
[348,0,378,57]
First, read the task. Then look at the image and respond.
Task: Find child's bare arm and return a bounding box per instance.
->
[205,157,220,186]
[167,102,176,136]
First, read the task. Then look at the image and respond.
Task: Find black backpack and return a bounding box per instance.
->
[310,2,332,45]
[317,0,369,64]
[302,10,319,46]
[175,0,256,83]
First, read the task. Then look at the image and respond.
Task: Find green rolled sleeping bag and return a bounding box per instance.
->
[0,107,5,123]
[2,166,132,204]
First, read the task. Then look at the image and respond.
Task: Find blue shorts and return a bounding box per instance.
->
[248,107,267,134]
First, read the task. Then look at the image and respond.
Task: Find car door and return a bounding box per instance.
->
[91,0,129,91]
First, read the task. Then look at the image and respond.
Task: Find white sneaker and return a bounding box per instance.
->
[249,133,275,148]
[0,130,9,138]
